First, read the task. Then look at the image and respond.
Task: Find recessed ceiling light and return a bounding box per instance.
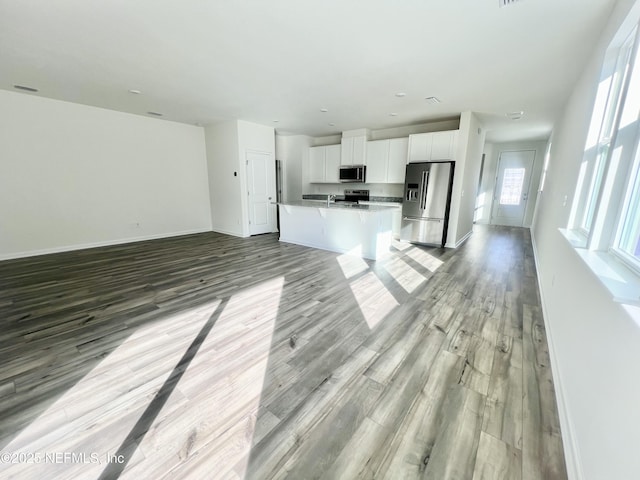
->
[389,113,398,116]
[328,123,335,126]
[320,108,328,113]
[147,111,163,117]
[13,84,38,92]
[506,111,524,120]
[128,89,142,95]
[395,92,406,97]
[425,96,441,104]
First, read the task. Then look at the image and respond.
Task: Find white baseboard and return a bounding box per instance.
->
[530,228,583,480]
[211,227,250,238]
[446,229,473,249]
[0,228,212,261]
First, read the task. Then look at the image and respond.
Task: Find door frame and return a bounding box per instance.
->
[490,149,536,227]
[245,148,277,236]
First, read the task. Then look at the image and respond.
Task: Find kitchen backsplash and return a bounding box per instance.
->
[305,183,403,199]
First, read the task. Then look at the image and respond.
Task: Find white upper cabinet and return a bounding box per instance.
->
[430,130,458,160]
[324,144,341,183]
[309,144,341,183]
[387,137,409,183]
[407,133,432,162]
[364,137,408,184]
[341,135,367,165]
[365,140,388,183]
[309,146,325,183]
[408,130,458,163]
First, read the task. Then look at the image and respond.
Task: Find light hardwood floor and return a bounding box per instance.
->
[0,225,567,479]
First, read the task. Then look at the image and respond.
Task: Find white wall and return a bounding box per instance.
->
[0,90,211,260]
[276,134,312,202]
[446,111,485,247]
[205,120,275,237]
[475,143,495,224]
[531,1,640,478]
[368,118,460,141]
[477,140,547,227]
[204,121,243,237]
[237,120,276,236]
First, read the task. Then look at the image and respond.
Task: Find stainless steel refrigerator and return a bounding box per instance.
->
[401,161,455,247]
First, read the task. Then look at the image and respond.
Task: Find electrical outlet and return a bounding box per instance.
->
[562,195,568,207]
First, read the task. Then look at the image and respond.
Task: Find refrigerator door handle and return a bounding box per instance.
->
[403,216,442,222]
[420,171,429,210]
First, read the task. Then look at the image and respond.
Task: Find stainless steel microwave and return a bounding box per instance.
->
[339,165,366,183]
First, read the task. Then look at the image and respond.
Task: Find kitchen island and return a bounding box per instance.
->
[278,201,395,260]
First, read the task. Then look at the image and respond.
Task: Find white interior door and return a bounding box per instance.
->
[491,150,535,226]
[247,150,275,235]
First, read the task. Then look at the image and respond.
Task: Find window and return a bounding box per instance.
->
[613,143,640,270]
[573,28,636,236]
[568,17,640,289]
[500,168,526,205]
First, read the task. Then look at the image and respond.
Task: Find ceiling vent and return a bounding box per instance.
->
[499,0,523,7]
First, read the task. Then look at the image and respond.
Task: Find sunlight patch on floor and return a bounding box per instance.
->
[382,256,426,293]
[0,301,220,480]
[123,277,284,480]
[0,277,286,479]
[336,249,399,330]
[337,253,369,279]
[348,272,399,329]
[391,239,412,251]
[404,246,444,272]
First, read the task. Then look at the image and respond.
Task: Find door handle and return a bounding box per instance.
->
[420,171,429,210]
[403,216,441,222]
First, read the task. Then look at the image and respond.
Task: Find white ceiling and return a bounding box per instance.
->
[0,0,617,142]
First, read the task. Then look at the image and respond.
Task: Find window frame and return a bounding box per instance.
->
[567,18,640,295]
[611,136,640,275]
[572,26,638,238]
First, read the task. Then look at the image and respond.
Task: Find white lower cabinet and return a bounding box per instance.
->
[365,137,408,184]
[279,203,393,260]
[359,201,402,239]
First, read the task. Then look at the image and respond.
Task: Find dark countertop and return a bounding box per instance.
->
[302,194,402,203]
[279,201,397,212]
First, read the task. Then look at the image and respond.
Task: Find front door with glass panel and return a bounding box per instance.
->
[491,150,535,226]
